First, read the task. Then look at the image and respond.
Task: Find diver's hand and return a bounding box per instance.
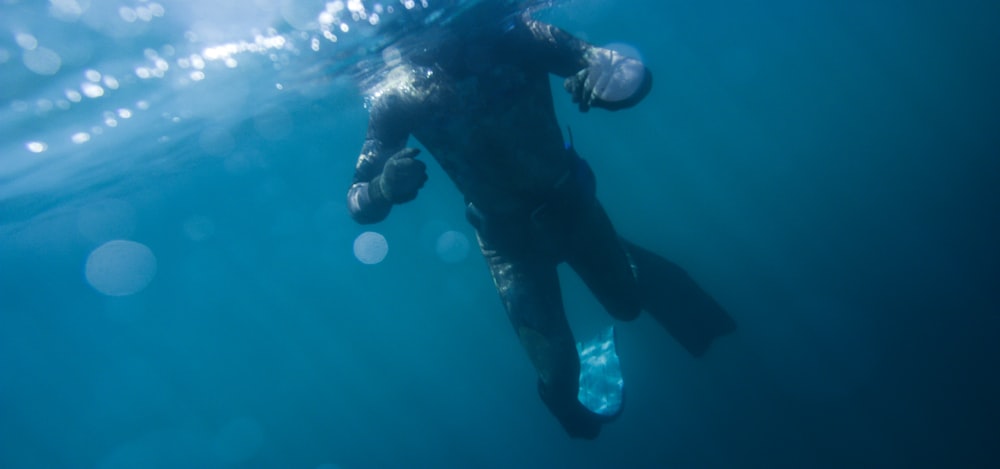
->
[564,49,651,112]
[369,147,427,204]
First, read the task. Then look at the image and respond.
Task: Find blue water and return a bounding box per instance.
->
[2,0,999,467]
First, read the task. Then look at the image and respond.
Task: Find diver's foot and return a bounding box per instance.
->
[538,381,602,440]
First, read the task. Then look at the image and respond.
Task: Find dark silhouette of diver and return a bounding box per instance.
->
[346,1,735,439]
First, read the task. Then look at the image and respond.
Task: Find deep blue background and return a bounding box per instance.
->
[1,0,998,467]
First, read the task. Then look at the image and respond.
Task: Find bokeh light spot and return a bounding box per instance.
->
[436,230,470,263]
[353,231,388,264]
[26,141,48,153]
[119,7,137,23]
[49,0,87,21]
[22,47,62,75]
[85,240,158,297]
[15,33,38,50]
[81,82,105,98]
[36,99,53,112]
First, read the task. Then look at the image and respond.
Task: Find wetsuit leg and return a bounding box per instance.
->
[560,198,736,356]
[563,199,642,321]
[477,234,602,439]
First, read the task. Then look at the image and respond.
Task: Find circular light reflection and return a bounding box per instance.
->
[22,47,62,75]
[85,240,158,297]
[49,0,87,21]
[436,230,470,263]
[26,141,47,153]
[15,33,38,50]
[353,231,388,264]
[81,82,104,98]
[119,6,138,22]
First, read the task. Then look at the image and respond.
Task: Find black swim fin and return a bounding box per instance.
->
[623,241,737,357]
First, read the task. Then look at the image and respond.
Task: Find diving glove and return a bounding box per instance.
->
[564,49,652,112]
[369,147,427,204]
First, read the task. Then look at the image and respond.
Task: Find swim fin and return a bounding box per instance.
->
[624,241,737,357]
[577,325,624,419]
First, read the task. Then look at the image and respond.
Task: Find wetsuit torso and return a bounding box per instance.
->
[347,17,642,221]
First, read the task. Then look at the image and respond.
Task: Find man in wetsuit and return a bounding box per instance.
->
[346,2,735,439]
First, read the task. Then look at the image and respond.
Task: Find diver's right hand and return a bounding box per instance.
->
[369,147,427,204]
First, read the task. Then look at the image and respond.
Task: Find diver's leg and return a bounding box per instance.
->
[564,199,642,321]
[560,198,735,356]
[622,240,737,357]
[478,237,602,439]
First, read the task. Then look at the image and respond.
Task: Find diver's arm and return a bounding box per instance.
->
[347,136,396,225]
[521,19,652,112]
[346,98,425,224]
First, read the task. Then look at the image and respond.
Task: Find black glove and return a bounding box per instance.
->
[369,147,427,204]
[564,49,651,112]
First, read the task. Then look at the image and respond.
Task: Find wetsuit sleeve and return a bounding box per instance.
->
[521,19,652,111]
[346,95,409,224]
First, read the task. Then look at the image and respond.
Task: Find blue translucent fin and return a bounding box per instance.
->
[577,325,624,418]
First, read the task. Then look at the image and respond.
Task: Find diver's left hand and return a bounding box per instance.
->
[564,49,650,112]
[370,147,427,204]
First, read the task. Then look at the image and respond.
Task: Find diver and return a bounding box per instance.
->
[345,1,736,439]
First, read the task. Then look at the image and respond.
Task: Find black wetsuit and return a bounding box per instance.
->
[346,11,735,439]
